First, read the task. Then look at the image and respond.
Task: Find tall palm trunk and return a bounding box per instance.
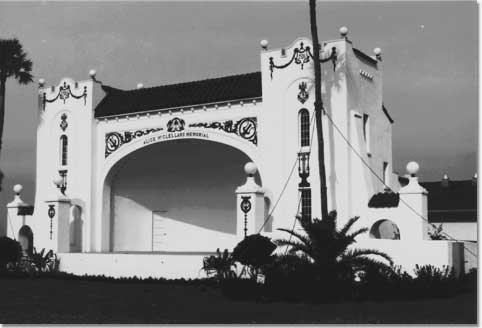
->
[0,77,6,158]
[309,0,329,219]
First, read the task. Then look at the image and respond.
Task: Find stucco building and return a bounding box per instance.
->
[6,28,474,278]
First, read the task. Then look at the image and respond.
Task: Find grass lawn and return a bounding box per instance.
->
[0,277,476,324]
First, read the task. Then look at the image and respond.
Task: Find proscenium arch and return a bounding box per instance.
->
[98,129,266,252]
[101,128,263,185]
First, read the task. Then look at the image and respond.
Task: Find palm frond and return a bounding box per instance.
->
[275,238,312,256]
[344,248,394,266]
[345,255,394,272]
[276,228,311,246]
[0,38,33,84]
[345,227,369,240]
[339,216,360,236]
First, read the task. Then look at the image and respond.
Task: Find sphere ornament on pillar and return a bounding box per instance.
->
[38,78,45,87]
[374,47,382,61]
[137,83,144,89]
[244,162,257,177]
[53,176,63,187]
[339,26,349,38]
[406,161,420,177]
[260,39,269,50]
[13,184,23,195]
[89,69,97,79]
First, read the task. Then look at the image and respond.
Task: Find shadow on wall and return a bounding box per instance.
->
[110,139,261,237]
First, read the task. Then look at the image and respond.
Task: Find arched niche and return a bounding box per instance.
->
[69,205,83,252]
[369,219,401,240]
[18,225,33,255]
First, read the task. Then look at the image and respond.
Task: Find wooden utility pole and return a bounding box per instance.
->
[309,0,329,219]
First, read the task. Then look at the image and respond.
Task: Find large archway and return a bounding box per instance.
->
[104,138,261,252]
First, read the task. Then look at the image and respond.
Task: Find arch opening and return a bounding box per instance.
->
[369,219,401,240]
[103,138,262,252]
[69,205,83,252]
[18,225,33,255]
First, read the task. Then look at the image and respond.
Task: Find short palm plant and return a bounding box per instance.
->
[202,248,236,280]
[26,248,59,273]
[276,210,393,281]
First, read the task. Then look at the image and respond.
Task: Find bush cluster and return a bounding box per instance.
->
[218,260,476,303]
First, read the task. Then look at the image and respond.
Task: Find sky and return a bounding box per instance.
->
[0,1,478,232]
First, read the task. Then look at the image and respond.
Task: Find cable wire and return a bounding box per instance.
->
[323,110,478,259]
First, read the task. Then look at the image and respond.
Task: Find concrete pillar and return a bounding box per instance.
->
[43,195,71,253]
[6,184,32,240]
[235,162,265,239]
[398,161,429,240]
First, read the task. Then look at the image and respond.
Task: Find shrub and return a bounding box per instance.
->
[231,234,276,278]
[0,236,22,271]
[429,224,447,240]
[23,248,60,273]
[202,248,236,281]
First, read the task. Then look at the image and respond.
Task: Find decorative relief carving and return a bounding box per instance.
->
[105,128,163,158]
[269,42,338,79]
[60,113,68,131]
[189,117,257,145]
[104,117,257,159]
[167,117,185,132]
[43,81,87,109]
[240,196,252,237]
[297,82,309,104]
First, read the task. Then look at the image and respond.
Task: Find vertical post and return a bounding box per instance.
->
[6,184,31,240]
[235,162,265,239]
[42,179,71,253]
[309,0,329,220]
[398,161,429,240]
[43,197,71,253]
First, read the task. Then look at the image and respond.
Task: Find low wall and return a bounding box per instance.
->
[429,222,477,242]
[356,239,465,276]
[58,252,211,279]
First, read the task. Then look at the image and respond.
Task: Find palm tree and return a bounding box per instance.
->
[276,211,393,281]
[0,38,33,188]
[309,0,329,219]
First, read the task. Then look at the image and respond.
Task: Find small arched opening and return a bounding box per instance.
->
[18,225,33,256]
[69,205,83,252]
[369,219,401,240]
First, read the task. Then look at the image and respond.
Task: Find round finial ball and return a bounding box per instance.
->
[260,39,269,50]
[53,176,63,186]
[13,184,23,194]
[38,78,45,86]
[89,69,96,78]
[374,47,382,56]
[137,83,144,89]
[244,162,257,176]
[339,26,349,37]
[406,161,420,176]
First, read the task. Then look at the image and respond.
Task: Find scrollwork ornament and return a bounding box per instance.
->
[105,128,163,157]
[189,117,257,145]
